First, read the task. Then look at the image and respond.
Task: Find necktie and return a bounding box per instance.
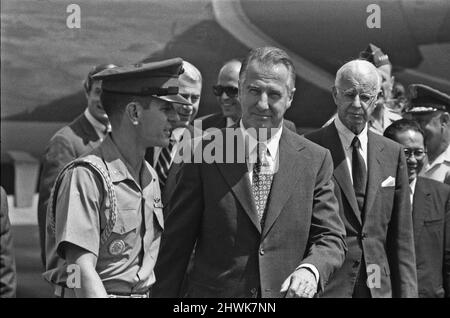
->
[155,139,175,189]
[252,143,274,228]
[351,136,367,213]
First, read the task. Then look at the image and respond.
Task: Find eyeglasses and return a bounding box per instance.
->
[212,85,239,98]
[403,148,426,159]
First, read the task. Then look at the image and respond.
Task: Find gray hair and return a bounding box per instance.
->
[240,47,296,89]
[335,59,381,93]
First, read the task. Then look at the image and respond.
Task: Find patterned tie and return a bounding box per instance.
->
[155,139,175,189]
[351,136,367,213]
[252,143,274,227]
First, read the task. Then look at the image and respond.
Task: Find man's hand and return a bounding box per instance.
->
[280,268,317,298]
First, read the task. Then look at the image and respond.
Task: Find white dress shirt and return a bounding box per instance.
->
[238,120,320,284]
[334,116,369,184]
[420,144,450,184]
[409,177,417,208]
[84,108,110,142]
[226,117,238,128]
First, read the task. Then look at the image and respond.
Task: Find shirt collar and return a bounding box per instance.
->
[97,135,153,188]
[429,144,450,167]
[409,177,417,193]
[84,108,110,138]
[171,127,186,143]
[335,116,368,152]
[239,119,283,159]
[226,117,237,128]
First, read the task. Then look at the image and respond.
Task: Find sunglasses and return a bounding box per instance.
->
[212,85,239,97]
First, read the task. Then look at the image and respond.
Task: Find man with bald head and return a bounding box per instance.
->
[145,60,203,202]
[306,59,417,297]
[201,59,242,129]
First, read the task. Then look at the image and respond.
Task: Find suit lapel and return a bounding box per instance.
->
[79,113,101,151]
[262,129,306,238]
[363,132,384,221]
[326,124,362,224]
[215,129,261,233]
[412,178,430,240]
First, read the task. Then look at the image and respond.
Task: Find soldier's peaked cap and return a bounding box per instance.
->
[93,57,191,105]
[406,84,450,114]
[359,43,391,68]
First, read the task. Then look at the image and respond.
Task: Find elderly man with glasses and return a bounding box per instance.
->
[306,59,417,297]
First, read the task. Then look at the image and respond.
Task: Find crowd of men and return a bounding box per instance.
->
[0,43,449,298]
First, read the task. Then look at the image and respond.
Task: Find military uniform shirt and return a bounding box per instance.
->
[45,136,163,294]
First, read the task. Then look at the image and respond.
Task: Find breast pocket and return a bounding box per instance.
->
[104,209,140,258]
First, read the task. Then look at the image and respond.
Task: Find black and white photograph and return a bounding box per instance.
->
[1,0,449,301]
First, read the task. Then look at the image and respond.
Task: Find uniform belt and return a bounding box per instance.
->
[108,290,151,298]
[54,285,151,298]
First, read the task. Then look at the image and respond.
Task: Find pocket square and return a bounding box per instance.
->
[381,176,395,187]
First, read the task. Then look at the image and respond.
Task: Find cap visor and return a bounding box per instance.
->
[155,94,191,105]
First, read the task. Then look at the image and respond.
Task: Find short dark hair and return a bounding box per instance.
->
[239,47,296,89]
[83,63,117,93]
[383,118,425,142]
[100,91,152,119]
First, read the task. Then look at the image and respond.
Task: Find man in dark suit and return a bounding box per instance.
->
[37,63,116,266]
[0,186,16,298]
[305,59,417,298]
[153,46,346,298]
[200,59,297,132]
[145,60,203,204]
[384,119,450,297]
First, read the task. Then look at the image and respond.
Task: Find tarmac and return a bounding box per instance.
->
[8,194,53,297]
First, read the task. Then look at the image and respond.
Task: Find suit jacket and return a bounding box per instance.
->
[305,122,417,298]
[0,187,16,298]
[199,112,298,133]
[37,113,102,266]
[412,177,450,298]
[144,125,199,206]
[153,125,347,298]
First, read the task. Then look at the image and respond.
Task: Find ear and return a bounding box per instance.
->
[125,101,142,125]
[286,87,296,109]
[440,112,450,126]
[331,86,338,103]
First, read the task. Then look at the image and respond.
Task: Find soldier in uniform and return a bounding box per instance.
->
[405,84,450,185]
[43,58,191,298]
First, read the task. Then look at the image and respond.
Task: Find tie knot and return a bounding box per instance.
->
[351,136,361,149]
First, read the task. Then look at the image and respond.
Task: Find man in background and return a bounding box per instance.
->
[145,60,203,203]
[384,119,450,297]
[405,84,450,185]
[200,59,242,129]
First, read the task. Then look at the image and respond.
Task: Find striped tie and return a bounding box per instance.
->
[155,140,175,189]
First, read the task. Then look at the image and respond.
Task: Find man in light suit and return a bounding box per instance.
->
[384,119,450,298]
[153,47,346,298]
[37,63,117,266]
[145,60,203,204]
[305,59,417,297]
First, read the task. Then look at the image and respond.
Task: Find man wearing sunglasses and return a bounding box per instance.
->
[201,59,242,130]
[384,119,450,298]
